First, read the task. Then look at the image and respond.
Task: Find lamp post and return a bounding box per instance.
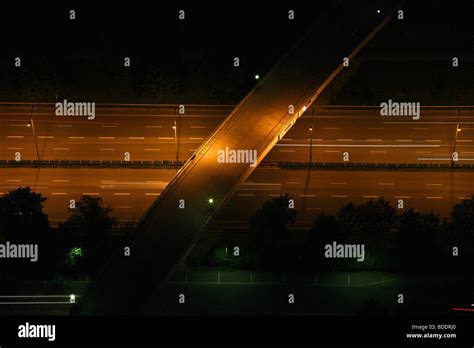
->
[452,109,461,166]
[309,109,315,167]
[27,106,40,161]
[173,107,178,162]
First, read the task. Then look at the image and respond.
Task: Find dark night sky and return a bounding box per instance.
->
[0,1,472,103]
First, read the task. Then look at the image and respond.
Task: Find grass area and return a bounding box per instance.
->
[145,271,474,316]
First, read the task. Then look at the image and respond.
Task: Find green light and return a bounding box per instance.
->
[66,247,84,267]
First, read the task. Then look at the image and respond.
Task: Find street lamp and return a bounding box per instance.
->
[28,106,40,161]
[254,74,260,80]
[173,107,178,162]
[208,198,214,204]
[452,109,461,166]
[309,109,315,167]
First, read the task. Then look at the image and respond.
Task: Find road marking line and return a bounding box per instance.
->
[158,137,174,140]
[68,136,84,139]
[385,122,474,125]
[300,194,316,197]
[37,136,53,139]
[145,193,161,196]
[394,195,411,199]
[426,139,441,142]
[101,125,118,128]
[99,136,115,139]
[113,193,130,196]
[330,182,347,185]
[53,148,70,150]
[146,125,163,128]
[395,139,412,142]
[417,157,451,161]
[367,139,383,142]
[378,182,394,186]
[99,148,115,151]
[5,179,22,182]
[425,183,442,186]
[426,196,444,199]
[242,183,281,186]
[190,126,206,129]
[370,150,386,153]
[323,127,339,130]
[324,150,340,153]
[51,192,67,196]
[10,124,27,127]
[52,180,70,182]
[6,136,23,138]
[277,144,439,148]
[145,148,160,151]
[331,195,347,198]
[337,139,353,141]
[57,124,73,127]
[279,150,295,152]
[363,195,379,198]
[82,192,99,195]
[238,193,254,197]
[129,137,145,140]
[189,137,204,140]
[7,147,23,150]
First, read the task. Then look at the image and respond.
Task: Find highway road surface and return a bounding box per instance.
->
[1,104,472,164]
[0,167,470,225]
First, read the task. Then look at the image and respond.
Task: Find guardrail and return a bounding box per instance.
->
[1,159,473,170]
[0,159,185,168]
[262,161,474,170]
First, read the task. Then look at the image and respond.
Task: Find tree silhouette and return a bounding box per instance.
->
[0,187,50,243]
[60,195,116,274]
[249,194,297,267]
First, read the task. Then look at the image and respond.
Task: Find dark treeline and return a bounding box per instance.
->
[205,195,474,274]
[0,187,124,282]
